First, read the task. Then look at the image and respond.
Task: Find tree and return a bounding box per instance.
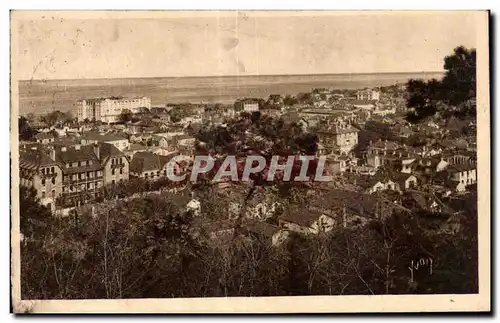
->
[119,109,133,123]
[169,106,189,123]
[18,116,35,141]
[19,185,53,240]
[283,95,298,106]
[406,46,476,123]
[297,93,313,105]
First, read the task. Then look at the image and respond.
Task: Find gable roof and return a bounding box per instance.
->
[81,131,127,142]
[19,146,55,169]
[129,151,179,173]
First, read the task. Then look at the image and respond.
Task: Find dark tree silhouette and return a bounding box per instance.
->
[19,116,35,141]
[406,46,476,123]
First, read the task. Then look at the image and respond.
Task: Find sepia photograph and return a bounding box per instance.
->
[10,10,490,313]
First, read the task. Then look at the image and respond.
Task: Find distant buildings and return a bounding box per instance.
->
[129,151,180,181]
[77,96,151,123]
[235,99,260,113]
[356,89,380,101]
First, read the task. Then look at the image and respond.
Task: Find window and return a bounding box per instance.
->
[78,161,82,167]
[119,168,123,175]
[41,168,45,175]
[78,173,82,180]
[42,191,46,199]
[82,161,87,166]
[157,171,160,176]
[112,169,115,175]
[66,163,70,168]
[51,178,56,185]
[41,179,46,186]
[89,160,92,166]
[51,167,54,173]
[51,190,55,198]
[112,180,115,185]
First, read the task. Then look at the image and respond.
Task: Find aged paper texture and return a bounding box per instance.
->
[11,10,490,313]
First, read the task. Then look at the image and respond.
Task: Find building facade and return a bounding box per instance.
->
[356,89,380,101]
[317,122,359,154]
[19,142,130,209]
[77,96,152,123]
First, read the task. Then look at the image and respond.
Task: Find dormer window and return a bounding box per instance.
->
[66,163,70,168]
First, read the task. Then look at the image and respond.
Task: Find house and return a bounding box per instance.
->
[356,89,380,101]
[98,142,131,186]
[19,145,62,212]
[401,158,417,174]
[80,132,130,151]
[235,99,260,113]
[391,173,418,191]
[445,163,477,189]
[34,132,56,144]
[316,122,359,154]
[278,207,336,235]
[122,142,149,159]
[129,151,181,181]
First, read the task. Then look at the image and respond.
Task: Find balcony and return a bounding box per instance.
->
[63,176,103,184]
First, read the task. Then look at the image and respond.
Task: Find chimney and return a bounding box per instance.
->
[50,148,56,161]
[93,143,100,159]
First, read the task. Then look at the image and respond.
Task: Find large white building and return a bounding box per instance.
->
[356,89,380,101]
[77,96,151,123]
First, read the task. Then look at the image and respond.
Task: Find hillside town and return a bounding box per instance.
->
[20,81,477,238]
[17,45,479,299]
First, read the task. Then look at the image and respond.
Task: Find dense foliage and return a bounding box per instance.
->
[406,46,476,123]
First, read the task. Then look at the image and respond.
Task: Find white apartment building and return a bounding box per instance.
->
[77,96,151,123]
[356,89,380,101]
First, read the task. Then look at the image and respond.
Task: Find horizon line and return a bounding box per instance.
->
[19,70,445,83]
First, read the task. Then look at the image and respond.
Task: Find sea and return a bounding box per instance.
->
[18,72,444,116]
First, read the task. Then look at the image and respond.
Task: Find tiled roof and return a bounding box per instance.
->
[19,147,55,169]
[35,132,56,140]
[447,162,476,172]
[81,132,127,142]
[98,142,126,161]
[129,151,179,173]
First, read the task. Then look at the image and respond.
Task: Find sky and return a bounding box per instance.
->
[14,11,480,80]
